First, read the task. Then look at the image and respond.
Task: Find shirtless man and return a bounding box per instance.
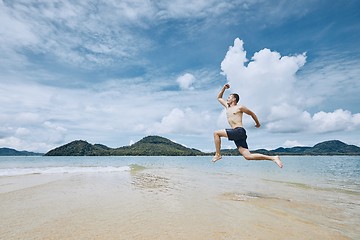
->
[212,84,283,168]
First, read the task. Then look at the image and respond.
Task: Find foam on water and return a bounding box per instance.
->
[0,166,131,176]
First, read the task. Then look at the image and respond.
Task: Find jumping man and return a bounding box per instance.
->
[212,84,283,168]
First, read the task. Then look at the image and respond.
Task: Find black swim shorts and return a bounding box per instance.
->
[226,127,248,149]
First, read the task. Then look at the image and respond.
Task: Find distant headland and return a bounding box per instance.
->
[1,136,360,156]
[45,136,204,156]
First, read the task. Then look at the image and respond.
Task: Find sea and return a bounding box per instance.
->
[0,155,359,239]
[0,155,359,190]
[1,155,359,207]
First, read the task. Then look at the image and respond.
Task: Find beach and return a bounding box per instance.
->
[0,156,359,239]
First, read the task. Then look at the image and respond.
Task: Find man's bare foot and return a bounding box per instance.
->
[212,155,222,163]
[273,156,283,168]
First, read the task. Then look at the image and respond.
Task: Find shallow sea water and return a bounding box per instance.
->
[0,156,359,239]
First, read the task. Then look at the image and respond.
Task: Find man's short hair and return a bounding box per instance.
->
[231,93,239,103]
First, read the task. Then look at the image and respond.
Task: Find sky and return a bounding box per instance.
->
[1,0,359,153]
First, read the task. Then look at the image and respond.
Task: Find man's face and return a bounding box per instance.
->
[227,95,235,104]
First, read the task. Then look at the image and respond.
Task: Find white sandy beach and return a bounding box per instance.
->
[1,160,358,240]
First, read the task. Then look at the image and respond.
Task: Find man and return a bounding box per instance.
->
[212,83,283,168]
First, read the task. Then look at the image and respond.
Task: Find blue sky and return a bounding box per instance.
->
[1,0,359,152]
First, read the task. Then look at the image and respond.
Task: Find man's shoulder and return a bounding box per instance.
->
[238,105,247,110]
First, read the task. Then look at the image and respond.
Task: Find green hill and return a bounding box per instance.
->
[44,140,109,156]
[112,136,204,156]
[45,136,205,156]
[309,140,360,154]
[252,140,360,156]
[0,147,43,156]
[44,137,360,156]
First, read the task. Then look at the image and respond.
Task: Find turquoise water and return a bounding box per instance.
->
[0,155,359,191]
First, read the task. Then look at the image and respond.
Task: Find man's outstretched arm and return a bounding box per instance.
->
[217,84,230,108]
[240,106,261,128]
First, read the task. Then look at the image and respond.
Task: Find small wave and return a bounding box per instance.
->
[129,164,147,174]
[263,179,360,196]
[221,192,264,201]
[0,166,131,177]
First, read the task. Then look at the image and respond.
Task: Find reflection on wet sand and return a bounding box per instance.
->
[131,173,171,191]
[263,178,360,196]
[129,164,177,194]
[219,190,354,239]
[220,191,289,202]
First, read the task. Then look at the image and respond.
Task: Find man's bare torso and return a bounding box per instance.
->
[226,105,244,129]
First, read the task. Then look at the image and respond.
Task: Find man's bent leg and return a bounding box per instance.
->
[238,147,283,168]
[212,130,228,162]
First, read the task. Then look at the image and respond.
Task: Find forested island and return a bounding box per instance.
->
[45,136,204,156]
[1,136,360,156]
[44,136,360,156]
[0,148,43,156]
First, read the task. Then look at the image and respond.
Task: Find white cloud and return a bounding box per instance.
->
[0,136,54,153]
[0,137,23,150]
[265,108,360,134]
[220,38,360,135]
[311,109,360,133]
[156,0,310,24]
[156,0,234,19]
[176,73,195,90]
[148,108,212,135]
[0,0,242,69]
[296,53,360,109]
[1,0,317,70]
[221,38,306,115]
[0,73,219,152]
[266,109,312,133]
[283,140,304,148]
[0,1,154,68]
[0,2,358,153]
[15,127,30,137]
[220,38,306,125]
[0,2,38,47]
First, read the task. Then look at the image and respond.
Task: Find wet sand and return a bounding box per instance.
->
[0,167,358,239]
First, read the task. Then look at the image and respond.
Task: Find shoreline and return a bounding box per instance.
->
[1,164,358,239]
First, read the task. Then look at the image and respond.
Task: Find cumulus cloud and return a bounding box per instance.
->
[177,73,195,90]
[0,73,218,152]
[221,38,306,115]
[1,2,358,153]
[246,107,360,135]
[311,109,360,133]
[0,102,69,151]
[0,80,124,151]
[148,108,212,135]
[220,38,360,134]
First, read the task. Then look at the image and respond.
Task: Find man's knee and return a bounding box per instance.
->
[214,130,227,138]
[240,150,253,160]
[243,154,252,160]
[214,130,221,137]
